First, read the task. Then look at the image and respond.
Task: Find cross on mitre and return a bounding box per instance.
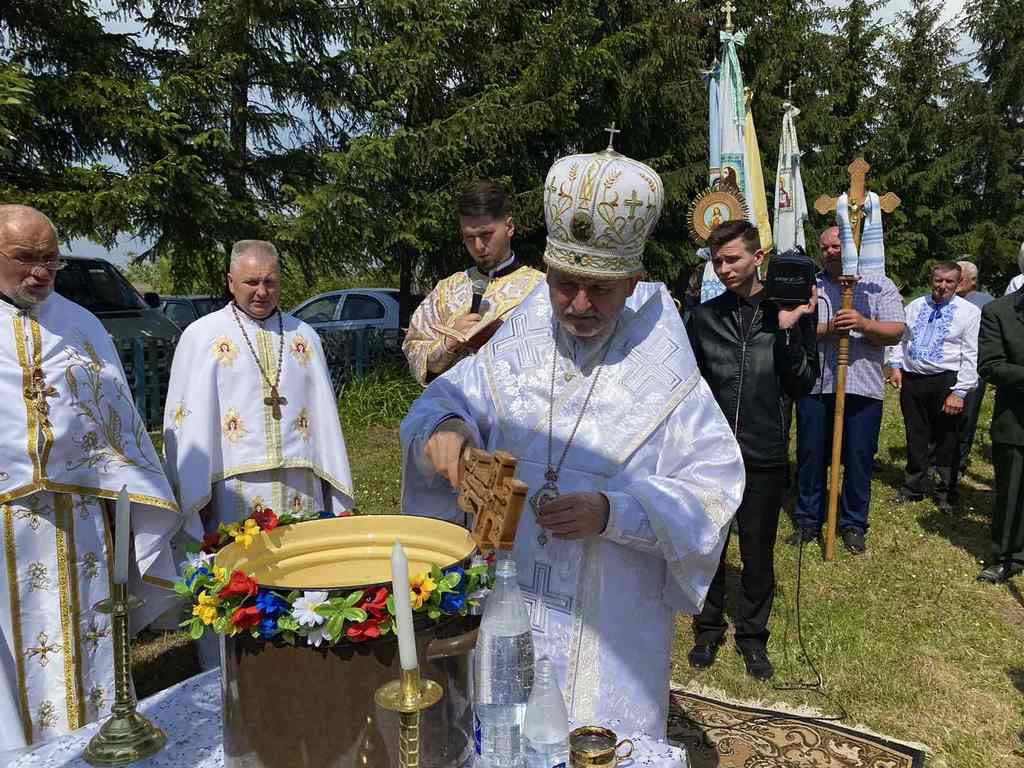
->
[458,448,528,552]
[604,122,621,151]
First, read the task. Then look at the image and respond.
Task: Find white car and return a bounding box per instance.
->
[292,289,405,333]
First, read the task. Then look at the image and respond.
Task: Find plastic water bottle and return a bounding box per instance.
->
[473,557,534,768]
[524,657,569,768]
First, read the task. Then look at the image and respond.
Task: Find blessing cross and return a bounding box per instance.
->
[264,385,287,421]
[604,122,621,151]
[813,157,900,562]
[722,0,736,32]
[458,448,528,552]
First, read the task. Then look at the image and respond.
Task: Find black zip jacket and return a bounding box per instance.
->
[685,290,819,469]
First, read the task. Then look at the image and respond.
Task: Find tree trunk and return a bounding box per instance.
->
[398,242,416,327]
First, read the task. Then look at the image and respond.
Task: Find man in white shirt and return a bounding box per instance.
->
[889,262,981,512]
[1005,241,1024,296]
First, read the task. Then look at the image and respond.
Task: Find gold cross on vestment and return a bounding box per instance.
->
[26,631,61,667]
[624,189,643,219]
[604,122,621,151]
[814,157,901,256]
[264,386,287,420]
[722,0,737,32]
[26,367,58,424]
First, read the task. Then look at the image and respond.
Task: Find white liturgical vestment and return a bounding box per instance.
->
[401,283,744,738]
[163,305,354,529]
[0,293,191,751]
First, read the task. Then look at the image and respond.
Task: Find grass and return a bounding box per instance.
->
[134,366,1024,766]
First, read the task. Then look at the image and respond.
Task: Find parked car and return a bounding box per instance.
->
[54,256,182,429]
[161,294,230,329]
[291,289,423,333]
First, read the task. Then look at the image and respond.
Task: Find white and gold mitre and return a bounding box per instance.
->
[543,143,664,279]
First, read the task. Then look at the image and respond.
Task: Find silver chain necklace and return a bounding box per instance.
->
[231,304,287,420]
[529,325,617,545]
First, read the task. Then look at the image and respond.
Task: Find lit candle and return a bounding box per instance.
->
[390,540,418,670]
[113,485,130,585]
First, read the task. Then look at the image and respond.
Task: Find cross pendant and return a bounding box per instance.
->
[529,471,560,546]
[264,386,287,420]
[27,368,58,423]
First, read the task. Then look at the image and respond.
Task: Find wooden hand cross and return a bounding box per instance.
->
[457,448,528,552]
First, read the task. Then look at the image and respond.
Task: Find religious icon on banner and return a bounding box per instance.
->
[777,177,792,210]
[688,183,750,245]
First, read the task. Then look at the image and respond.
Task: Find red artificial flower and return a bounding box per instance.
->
[250,507,279,531]
[200,531,221,554]
[346,615,385,643]
[231,605,263,631]
[218,570,259,600]
[484,552,496,566]
[358,587,389,620]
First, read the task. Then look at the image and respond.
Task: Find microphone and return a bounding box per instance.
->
[470,274,489,315]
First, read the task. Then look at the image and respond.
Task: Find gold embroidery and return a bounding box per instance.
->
[28,562,50,591]
[0,482,177,514]
[212,336,238,366]
[63,342,161,474]
[257,327,284,463]
[171,400,191,428]
[88,684,107,713]
[55,494,85,728]
[294,407,311,441]
[30,320,56,477]
[26,631,61,667]
[289,494,307,516]
[13,496,53,531]
[13,315,42,484]
[84,620,110,652]
[290,335,313,366]
[222,408,248,445]
[4,504,32,742]
[37,700,57,730]
[82,552,100,579]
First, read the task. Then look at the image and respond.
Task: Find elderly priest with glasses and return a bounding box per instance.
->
[0,205,193,752]
[401,141,745,741]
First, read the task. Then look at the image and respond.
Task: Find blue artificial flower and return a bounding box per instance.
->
[255,590,289,618]
[259,617,280,639]
[444,565,465,583]
[440,591,465,614]
[318,510,335,519]
[185,566,211,590]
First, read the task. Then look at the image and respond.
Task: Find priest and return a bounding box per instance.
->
[401,143,745,739]
[402,181,544,385]
[163,240,354,532]
[0,205,192,751]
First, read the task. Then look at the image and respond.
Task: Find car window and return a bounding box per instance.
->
[194,297,228,316]
[164,301,198,327]
[294,296,341,324]
[55,260,146,313]
[340,294,386,321]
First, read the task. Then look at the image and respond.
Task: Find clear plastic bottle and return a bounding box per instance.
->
[473,557,534,768]
[523,657,569,768]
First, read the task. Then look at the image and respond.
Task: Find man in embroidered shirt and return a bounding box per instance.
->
[402,181,543,385]
[163,240,354,536]
[789,226,906,553]
[401,145,744,742]
[0,206,192,751]
[889,262,981,513]
[955,260,994,483]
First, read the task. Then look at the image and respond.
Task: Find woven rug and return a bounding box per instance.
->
[667,690,927,768]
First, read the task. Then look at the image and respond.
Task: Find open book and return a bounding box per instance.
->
[432,305,505,349]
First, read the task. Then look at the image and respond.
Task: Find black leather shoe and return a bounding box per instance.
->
[786,527,819,547]
[977,562,1021,584]
[738,645,774,681]
[895,492,924,503]
[688,640,722,669]
[840,527,866,554]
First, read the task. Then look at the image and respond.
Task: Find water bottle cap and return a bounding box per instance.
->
[495,558,517,577]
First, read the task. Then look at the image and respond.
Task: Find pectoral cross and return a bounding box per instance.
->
[27,368,58,424]
[264,386,287,420]
[604,122,621,151]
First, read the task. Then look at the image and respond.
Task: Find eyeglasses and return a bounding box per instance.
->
[3,253,67,272]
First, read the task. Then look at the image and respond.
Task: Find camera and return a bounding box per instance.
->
[765,246,816,307]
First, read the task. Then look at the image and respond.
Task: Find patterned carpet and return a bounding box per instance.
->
[668,690,926,768]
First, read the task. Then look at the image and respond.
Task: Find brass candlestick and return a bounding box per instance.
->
[374,666,444,768]
[83,582,166,766]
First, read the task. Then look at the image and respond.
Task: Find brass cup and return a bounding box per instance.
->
[568,726,634,768]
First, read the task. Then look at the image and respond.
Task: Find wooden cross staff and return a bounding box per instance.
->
[457,448,528,552]
[814,157,900,561]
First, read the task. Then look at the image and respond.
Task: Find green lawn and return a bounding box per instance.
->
[134,380,1024,766]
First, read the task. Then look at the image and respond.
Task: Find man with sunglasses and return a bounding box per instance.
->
[0,205,191,750]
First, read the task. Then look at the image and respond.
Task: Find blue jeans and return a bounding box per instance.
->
[795,393,883,534]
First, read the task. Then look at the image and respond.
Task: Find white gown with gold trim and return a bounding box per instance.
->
[163,305,354,530]
[0,294,190,751]
[401,283,744,739]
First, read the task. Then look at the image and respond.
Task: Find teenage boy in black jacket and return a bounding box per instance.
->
[685,220,819,680]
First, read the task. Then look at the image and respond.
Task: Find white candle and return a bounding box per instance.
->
[390,540,418,671]
[113,485,130,585]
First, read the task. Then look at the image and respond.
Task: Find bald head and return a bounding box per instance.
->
[0,205,60,308]
[227,240,281,319]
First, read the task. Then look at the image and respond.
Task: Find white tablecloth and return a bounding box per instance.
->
[4,670,688,767]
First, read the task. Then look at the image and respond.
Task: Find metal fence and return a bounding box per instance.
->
[115,327,403,430]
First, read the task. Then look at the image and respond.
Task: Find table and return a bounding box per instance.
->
[5,670,689,767]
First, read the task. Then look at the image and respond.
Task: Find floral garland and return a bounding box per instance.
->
[176,508,492,647]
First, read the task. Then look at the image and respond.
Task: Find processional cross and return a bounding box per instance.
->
[814,158,900,561]
[722,0,736,33]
